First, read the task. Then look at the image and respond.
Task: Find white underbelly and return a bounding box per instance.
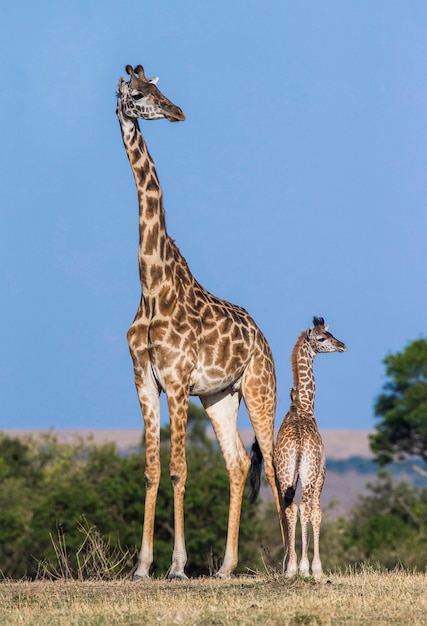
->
[190,370,243,396]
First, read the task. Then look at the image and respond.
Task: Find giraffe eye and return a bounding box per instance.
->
[132,93,143,101]
[318,337,326,342]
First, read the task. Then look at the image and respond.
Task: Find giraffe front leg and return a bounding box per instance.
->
[132,369,161,581]
[134,463,160,580]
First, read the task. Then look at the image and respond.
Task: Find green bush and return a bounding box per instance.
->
[0,405,269,579]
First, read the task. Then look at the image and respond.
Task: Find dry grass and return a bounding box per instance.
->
[1,567,426,625]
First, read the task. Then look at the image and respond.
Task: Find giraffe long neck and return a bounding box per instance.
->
[291,332,316,413]
[117,111,168,293]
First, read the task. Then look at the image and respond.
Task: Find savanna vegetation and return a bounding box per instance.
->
[1,568,427,625]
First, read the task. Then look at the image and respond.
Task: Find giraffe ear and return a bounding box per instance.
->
[306,327,311,339]
[324,324,329,332]
[148,76,159,85]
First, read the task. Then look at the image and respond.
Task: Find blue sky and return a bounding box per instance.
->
[1,2,427,433]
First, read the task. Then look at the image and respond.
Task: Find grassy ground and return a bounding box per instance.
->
[1,568,426,625]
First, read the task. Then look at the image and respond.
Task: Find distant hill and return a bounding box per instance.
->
[3,428,426,517]
[3,428,375,458]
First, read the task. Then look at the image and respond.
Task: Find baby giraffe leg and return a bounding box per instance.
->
[298,499,311,577]
[311,466,325,579]
[310,503,323,579]
[283,500,298,577]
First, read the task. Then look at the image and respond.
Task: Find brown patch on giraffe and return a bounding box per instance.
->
[201,308,216,330]
[157,287,176,317]
[137,135,145,152]
[175,304,188,325]
[175,262,192,289]
[146,175,160,193]
[240,325,250,344]
[200,344,215,363]
[135,159,150,184]
[145,196,160,220]
[158,234,167,260]
[149,264,163,285]
[218,316,232,335]
[218,339,231,364]
[167,329,184,349]
[203,329,220,345]
[144,223,160,256]
[148,319,169,344]
[230,325,243,342]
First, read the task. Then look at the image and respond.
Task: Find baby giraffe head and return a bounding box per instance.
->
[116,64,185,122]
[305,316,347,354]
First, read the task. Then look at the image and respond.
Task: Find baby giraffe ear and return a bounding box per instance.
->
[324,324,329,331]
[148,76,159,85]
[305,327,312,340]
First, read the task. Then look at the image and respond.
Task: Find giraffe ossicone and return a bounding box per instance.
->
[115,64,283,580]
[273,316,347,579]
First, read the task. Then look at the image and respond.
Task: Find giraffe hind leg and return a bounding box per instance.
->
[283,500,298,577]
[201,389,249,578]
[298,478,316,578]
[242,352,284,542]
[310,465,325,579]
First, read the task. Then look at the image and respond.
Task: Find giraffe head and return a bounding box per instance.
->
[116,65,185,122]
[305,317,347,354]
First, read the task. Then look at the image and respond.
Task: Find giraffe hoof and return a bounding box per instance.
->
[168,572,188,581]
[132,573,149,582]
[213,570,232,580]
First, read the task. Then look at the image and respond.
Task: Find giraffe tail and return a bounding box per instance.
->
[249,438,263,504]
[283,486,295,508]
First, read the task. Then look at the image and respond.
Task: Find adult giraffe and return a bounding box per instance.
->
[116,65,282,579]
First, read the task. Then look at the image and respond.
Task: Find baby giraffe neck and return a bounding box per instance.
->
[292,332,316,413]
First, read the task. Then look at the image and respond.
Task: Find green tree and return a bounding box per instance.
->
[0,432,86,577]
[370,338,427,466]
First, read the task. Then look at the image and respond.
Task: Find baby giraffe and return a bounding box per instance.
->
[273,317,347,579]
